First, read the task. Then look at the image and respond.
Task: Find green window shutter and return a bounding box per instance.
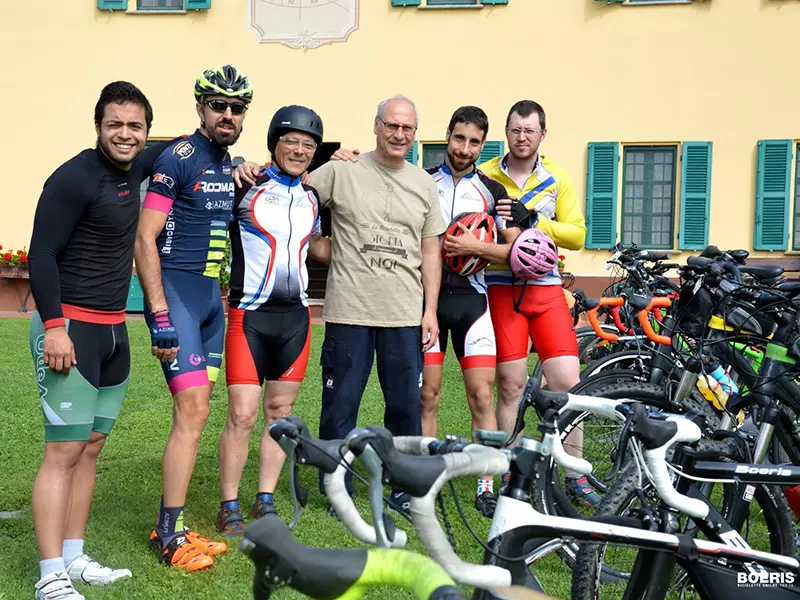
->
[478,141,505,166]
[185,0,211,9]
[754,139,792,251]
[126,275,144,313]
[678,141,712,250]
[585,142,619,249]
[405,141,418,165]
[97,0,128,10]
[392,0,421,6]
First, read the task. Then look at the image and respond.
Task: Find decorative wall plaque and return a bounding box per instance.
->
[248,0,359,51]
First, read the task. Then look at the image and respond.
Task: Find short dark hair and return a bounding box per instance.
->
[505,100,546,130]
[447,105,489,141]
[94,81,153,131]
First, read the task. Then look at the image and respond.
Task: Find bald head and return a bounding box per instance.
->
[376,95,420,126]
[373,95,419,167]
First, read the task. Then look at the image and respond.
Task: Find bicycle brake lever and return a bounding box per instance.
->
[279,436,308,529]
[605,408,635,482]
[357,442,396,548]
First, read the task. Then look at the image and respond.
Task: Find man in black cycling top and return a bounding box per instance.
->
[134,65,253,570]
[216,105,331,536]
[27,81,172,600]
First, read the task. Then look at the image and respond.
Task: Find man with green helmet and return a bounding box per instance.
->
[134,64,253,571]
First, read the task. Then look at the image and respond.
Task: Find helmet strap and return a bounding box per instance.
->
[511,276,528,314]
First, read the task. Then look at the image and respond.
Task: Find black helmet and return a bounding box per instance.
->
[267,105,323,154]
[194,65,254,103]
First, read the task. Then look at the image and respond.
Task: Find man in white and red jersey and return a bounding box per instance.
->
[422,106,519,517]
[216,105,330,535]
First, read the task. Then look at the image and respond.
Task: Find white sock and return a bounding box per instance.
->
[40,557,66,579]
[63,539,84,565]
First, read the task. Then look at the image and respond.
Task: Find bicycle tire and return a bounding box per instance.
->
[581,350,652,380]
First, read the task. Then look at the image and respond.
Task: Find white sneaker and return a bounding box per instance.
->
[34,571,85,599]
[65,554,132,585]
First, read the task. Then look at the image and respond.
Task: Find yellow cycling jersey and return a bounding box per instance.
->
[479,153,586,286]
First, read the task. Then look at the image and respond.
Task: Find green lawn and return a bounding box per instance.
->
[0,318,572,600]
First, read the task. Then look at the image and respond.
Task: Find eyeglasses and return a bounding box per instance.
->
[378,117,416,137]
[279,135,317,153]
[506,128,542,139]
[206,99,248,115]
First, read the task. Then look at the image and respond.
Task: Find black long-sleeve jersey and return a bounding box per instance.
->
[28,142,172,327]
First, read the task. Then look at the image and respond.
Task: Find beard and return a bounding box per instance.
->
[208,119,242,147]
[447,150,475,173]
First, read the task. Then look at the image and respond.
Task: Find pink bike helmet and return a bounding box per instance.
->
[509,228,558,280]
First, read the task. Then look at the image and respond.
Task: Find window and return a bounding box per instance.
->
[391,0,507,7]
[137,0,182,8]
[621,147,676,248]
[423,144,447,169]
[96,0,211,12]
[794,147,800,250]
[585,141,712,251]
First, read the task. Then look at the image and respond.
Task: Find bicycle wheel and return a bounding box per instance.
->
[581,350,652,381]
[571,448,796,599]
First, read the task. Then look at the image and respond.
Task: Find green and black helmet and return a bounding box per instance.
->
[194,65,254,103]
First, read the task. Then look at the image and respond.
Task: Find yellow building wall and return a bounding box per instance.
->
[2,0,799,278]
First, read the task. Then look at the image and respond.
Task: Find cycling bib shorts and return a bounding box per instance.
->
[30,305,130,442]
[487,284,578,363]
[425,292,496,370]
[225,306,311,385]
[144,269,225,395]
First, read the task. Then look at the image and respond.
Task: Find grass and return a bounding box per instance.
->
[0,318,573,600]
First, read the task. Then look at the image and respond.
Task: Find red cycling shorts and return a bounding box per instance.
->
[487,284,578,364]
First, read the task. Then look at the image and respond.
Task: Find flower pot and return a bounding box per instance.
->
[0,265,28,279]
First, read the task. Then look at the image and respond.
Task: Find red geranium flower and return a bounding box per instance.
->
[20,256,28,264]
[3,253,11,261]
[16,250,24,256]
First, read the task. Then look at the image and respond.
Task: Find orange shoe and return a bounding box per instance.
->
[183,528,228,556]
[153,532,214,571]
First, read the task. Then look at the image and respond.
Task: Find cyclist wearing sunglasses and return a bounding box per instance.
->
[134,64,253,570]
[216,105,331,536]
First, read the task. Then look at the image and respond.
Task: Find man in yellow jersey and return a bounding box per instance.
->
[476,100,594,506]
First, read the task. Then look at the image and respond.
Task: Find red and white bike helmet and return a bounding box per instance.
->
[442,211,498,277]
[509,228,558,280]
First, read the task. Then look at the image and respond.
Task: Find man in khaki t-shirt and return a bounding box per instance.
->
[310,96,446,510]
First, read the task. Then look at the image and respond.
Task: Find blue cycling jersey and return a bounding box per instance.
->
[144,130,234,278]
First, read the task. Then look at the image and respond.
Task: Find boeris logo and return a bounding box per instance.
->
[737,570,796,587]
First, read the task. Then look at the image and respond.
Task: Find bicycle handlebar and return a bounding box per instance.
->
[636,297,672,345]
[241,515,466,600]
[586,297,624,341]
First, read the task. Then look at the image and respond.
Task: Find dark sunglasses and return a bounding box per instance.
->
[206,99,248,115]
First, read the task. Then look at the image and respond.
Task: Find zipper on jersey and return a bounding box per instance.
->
[445,176,460,293]
[286,188,294,299]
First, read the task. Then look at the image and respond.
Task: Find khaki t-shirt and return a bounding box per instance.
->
[310,152,446,327]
